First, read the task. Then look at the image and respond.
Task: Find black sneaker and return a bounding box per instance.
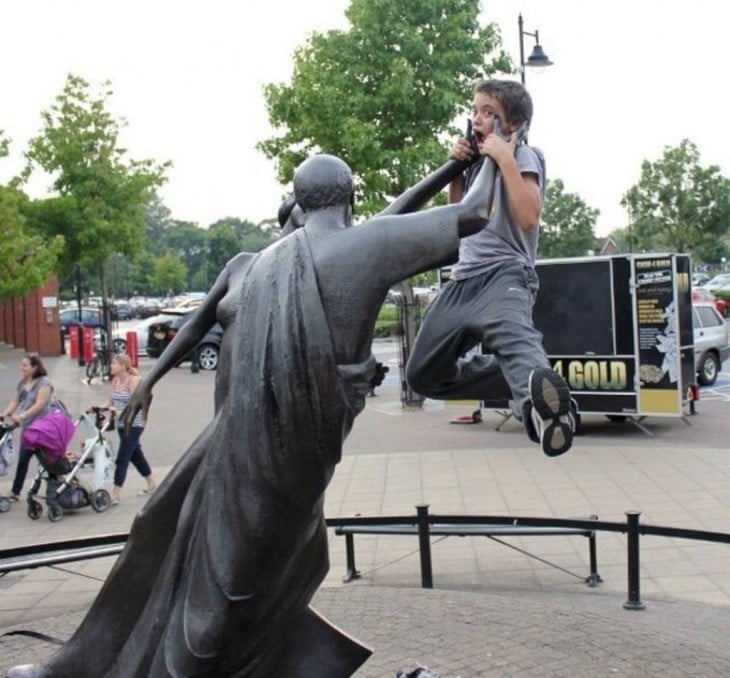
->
[528,368,574,456]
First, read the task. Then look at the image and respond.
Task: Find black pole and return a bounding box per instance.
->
[623,510,645,610]
[416,504,433,589]
[76,265,85,367]
[518,14,526,86]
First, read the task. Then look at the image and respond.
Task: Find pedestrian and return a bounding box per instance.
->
[406,78,576,456]
[0,353,54,500]
[92,353,155,504]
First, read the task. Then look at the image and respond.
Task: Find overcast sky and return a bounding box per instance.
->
[1,0,728,236]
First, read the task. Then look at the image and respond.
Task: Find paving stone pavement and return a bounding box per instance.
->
[1,340,730,676]
[2,586,730,676]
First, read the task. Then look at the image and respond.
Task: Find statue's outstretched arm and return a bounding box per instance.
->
[123,266,229,431]
[378,158,472,217]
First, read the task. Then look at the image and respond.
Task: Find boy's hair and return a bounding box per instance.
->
[474,79,533,128]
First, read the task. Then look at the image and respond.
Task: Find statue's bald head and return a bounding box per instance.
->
[293,154,354,212]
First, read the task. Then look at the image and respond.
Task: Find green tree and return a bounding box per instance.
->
[538,179,598,259]
[23,74,170,301]
[209,216,277,254]
[128,250,157,296]
[150,253,187,296]
[206,221,242,276]
[0,131,64,298]
[621,139,730,261]
[258,0,509,216]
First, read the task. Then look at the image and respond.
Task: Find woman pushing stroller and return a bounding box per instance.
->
[0,354,54,501]
[88,353,156,505]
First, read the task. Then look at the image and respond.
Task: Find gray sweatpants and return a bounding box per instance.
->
[406,260,550,415]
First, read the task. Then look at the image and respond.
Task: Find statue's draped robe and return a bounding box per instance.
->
[47,231,374,677]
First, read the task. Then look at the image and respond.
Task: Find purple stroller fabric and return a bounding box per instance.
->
[21,410,75,461]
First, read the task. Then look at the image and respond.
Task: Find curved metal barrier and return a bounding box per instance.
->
[1,509,729,610]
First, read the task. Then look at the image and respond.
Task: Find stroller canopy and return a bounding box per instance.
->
[21,410,75,461]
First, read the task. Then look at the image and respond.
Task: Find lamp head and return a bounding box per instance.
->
[526,43,553,69]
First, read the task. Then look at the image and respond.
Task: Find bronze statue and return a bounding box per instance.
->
[7,151,494,677]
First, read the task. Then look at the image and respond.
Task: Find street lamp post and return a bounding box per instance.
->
[518,14,553,86]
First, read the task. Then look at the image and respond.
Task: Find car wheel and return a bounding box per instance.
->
[197,344,219,371]
[697,351,720,386]
[113,338,127,353]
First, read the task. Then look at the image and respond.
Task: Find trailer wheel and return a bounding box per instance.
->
[697,352,720,386]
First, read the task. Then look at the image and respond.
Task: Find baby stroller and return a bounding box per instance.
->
[26,407,114,522]
[0,419,16,513]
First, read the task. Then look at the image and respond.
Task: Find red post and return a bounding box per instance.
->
[82,327,95,363]
[69,328,79,359]
[126,330,139,368]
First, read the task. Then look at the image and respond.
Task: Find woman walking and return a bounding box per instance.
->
[95,354,155,504]
[0,354,54,501]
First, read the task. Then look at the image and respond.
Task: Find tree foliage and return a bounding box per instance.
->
[538,179,599,259]
[23,74,170,297]
[258,0,510,216]
[0,130,64,298]
[621,139,730,261]
[150,252,188,295]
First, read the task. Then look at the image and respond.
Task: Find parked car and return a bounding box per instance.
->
[136,299,164,319]
[692,272,711,287]
[704,273,730,294]
[112,315,165,356]
[693,302,730,386]
[145,311,222,370]
[59,307,104,337]
[110,301,135,320]
[692,287,728,318]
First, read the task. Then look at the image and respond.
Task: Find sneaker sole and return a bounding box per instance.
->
[529,368,573,457]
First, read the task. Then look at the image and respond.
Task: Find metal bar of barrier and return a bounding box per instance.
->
[623,511,645,610]
[0,545,125,574]
[416,504,433,589]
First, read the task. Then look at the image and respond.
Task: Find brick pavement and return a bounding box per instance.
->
[1,341,730,676]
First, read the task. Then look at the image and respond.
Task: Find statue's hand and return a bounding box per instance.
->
[124,381,152,434]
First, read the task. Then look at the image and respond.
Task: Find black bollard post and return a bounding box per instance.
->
[416,504,433,589]
[190,346,200,373]
[623,510,645,610]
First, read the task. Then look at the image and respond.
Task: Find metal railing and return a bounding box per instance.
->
[1,509,729,610]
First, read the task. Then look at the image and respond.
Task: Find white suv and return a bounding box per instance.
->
[693,302,730,386]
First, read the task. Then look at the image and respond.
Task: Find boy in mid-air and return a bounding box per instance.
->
[406,79,575,456]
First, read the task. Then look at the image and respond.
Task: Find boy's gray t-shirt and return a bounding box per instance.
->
[452,144,545,281]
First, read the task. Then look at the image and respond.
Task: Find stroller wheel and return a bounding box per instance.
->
[91,489,111,513]
[48,504,63,522]
[0,496,11,513]
[28,499,43,520]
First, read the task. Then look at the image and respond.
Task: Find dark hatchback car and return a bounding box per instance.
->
[145,311,223,370]
[59,307,104,336]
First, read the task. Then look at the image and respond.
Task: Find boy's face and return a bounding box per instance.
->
[470,91,514,142]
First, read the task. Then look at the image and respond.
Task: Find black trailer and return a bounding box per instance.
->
[442,253,696,433]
